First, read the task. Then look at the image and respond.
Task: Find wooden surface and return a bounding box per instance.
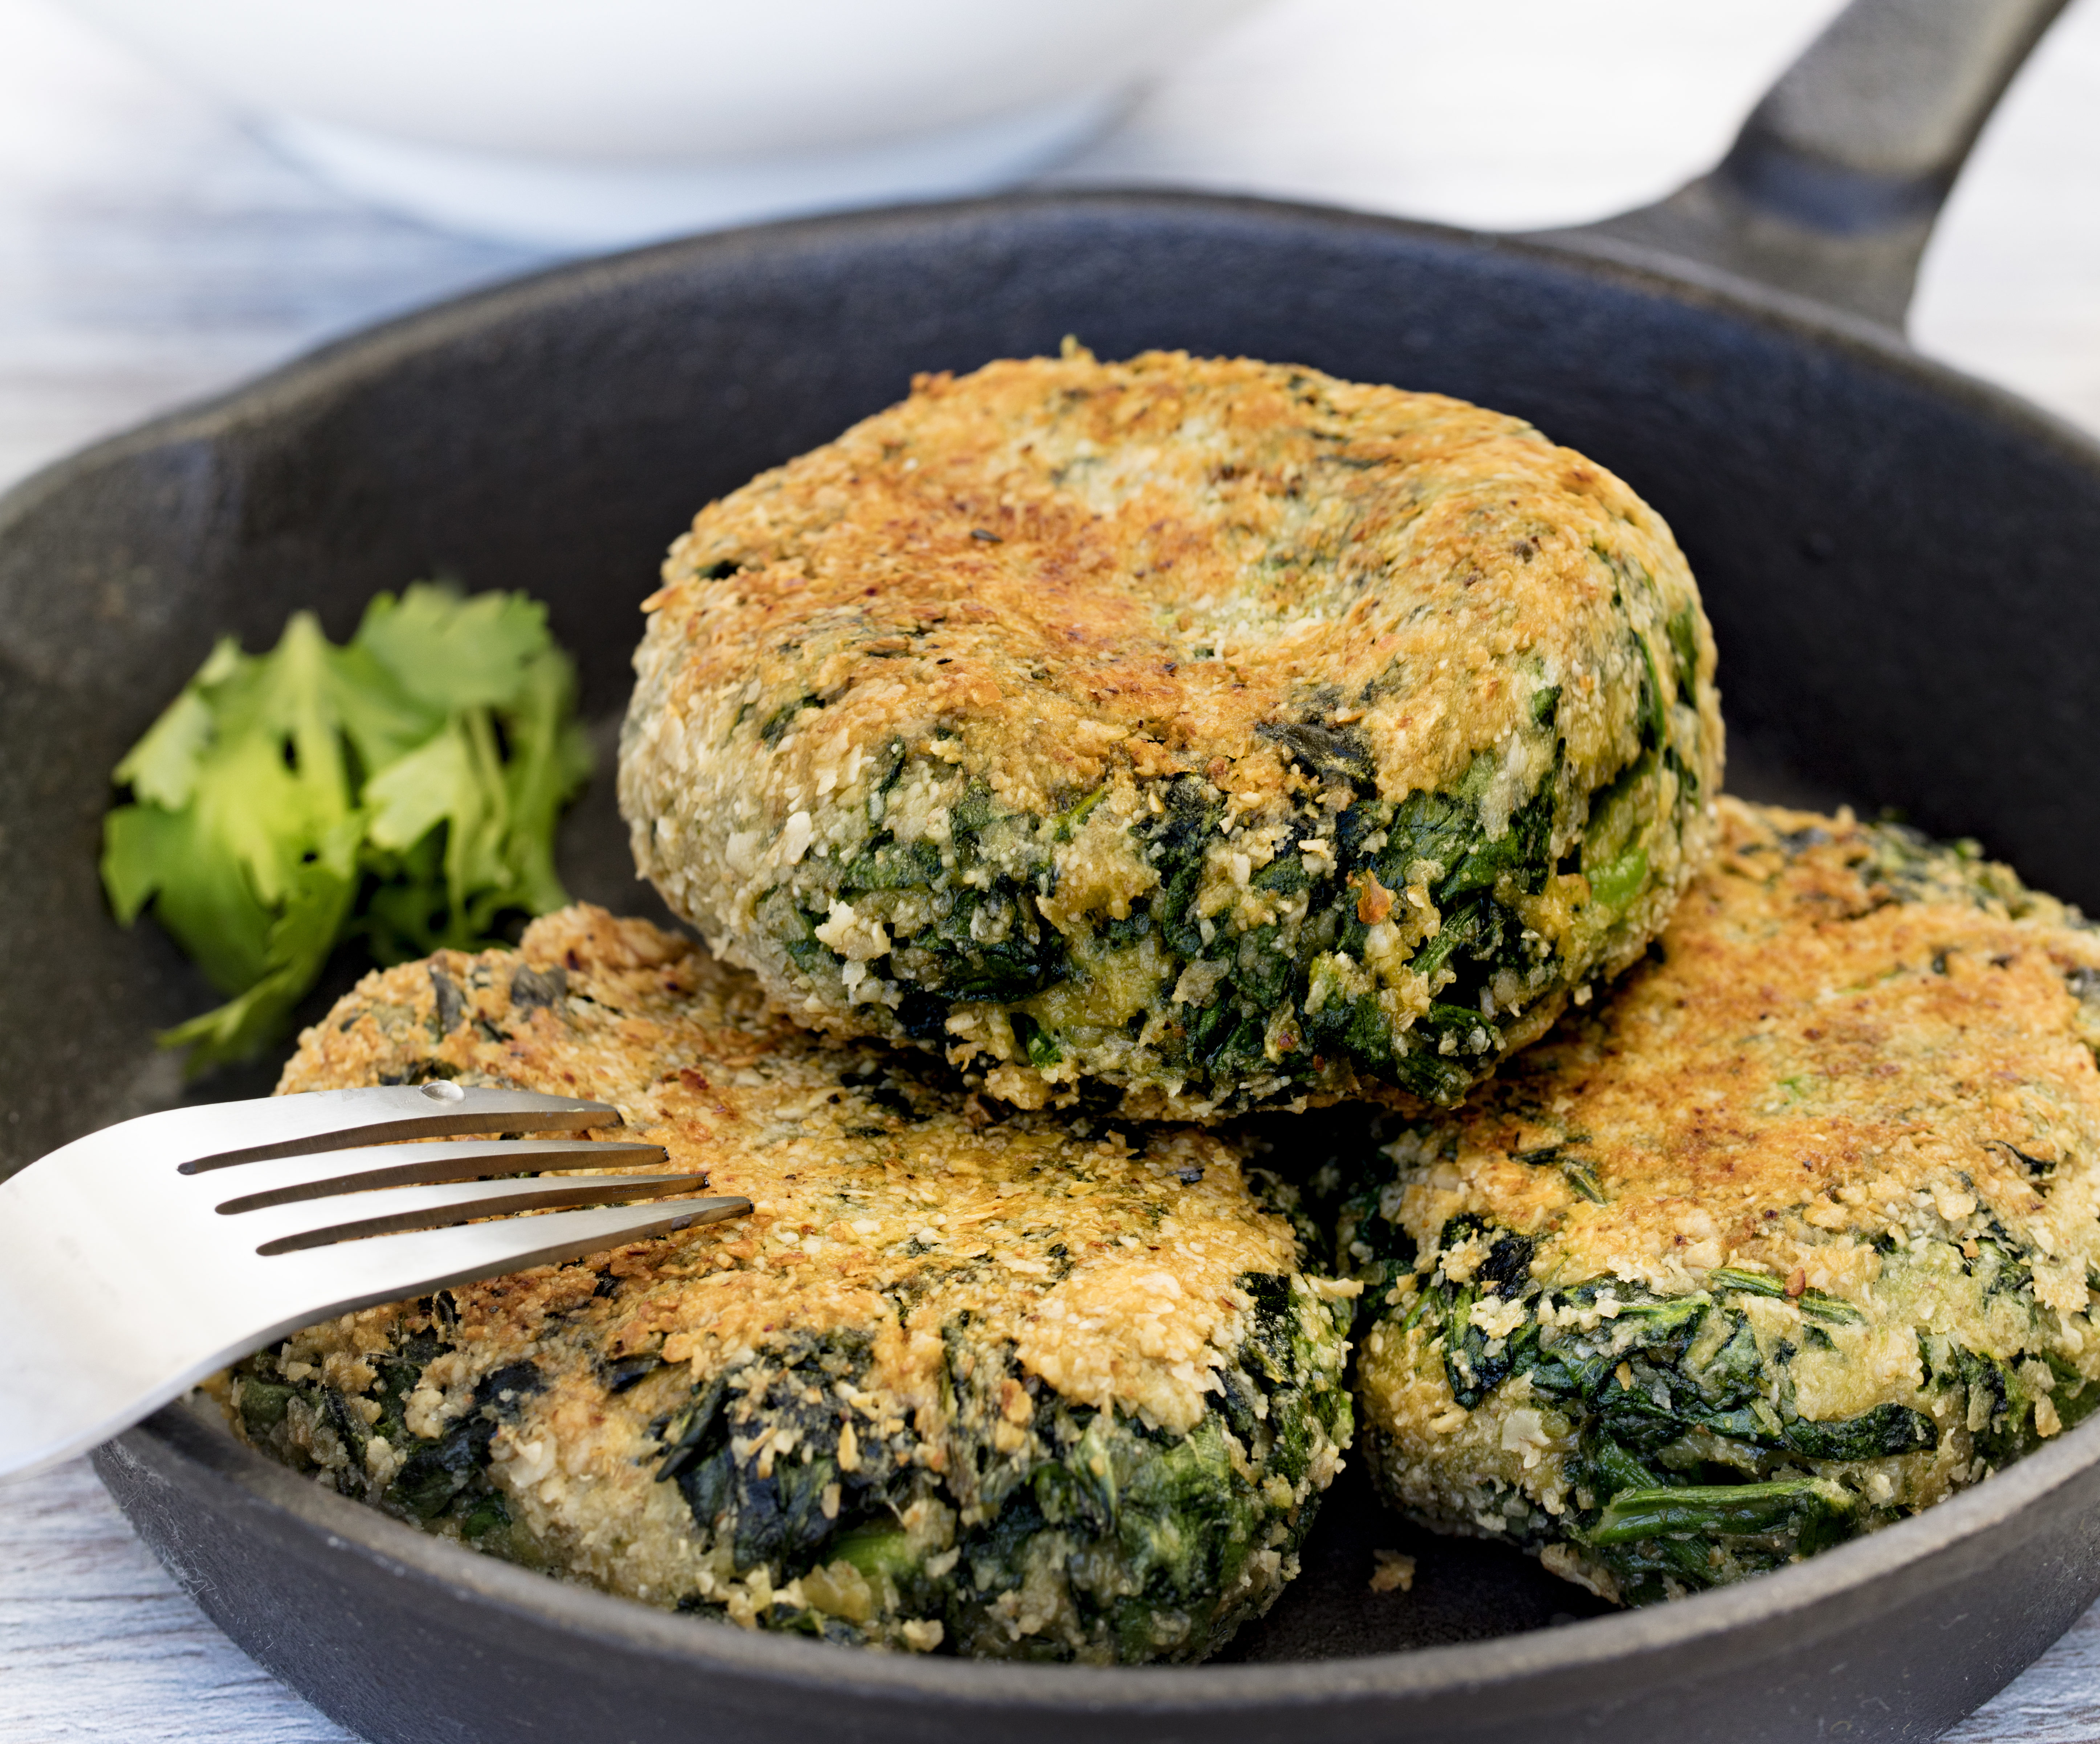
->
[7,0,2100,1737]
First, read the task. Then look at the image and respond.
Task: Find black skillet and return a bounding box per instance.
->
[5,0,2097,1736]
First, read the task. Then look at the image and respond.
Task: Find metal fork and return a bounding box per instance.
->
[0,1082,748,1480]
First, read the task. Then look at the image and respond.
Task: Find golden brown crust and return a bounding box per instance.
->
[277,906,1297,1432]
[1380,799,2100,1292]
[1346,798,2100,1602]
[258,906,1352,1655]
[621,347,1723,1116]
[633,350,1700,811]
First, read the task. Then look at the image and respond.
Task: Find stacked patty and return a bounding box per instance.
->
[1337,798,2100,1604]
[224,905,1353,1662]
[225,347,2026,1640]
[621,347,1723,1119]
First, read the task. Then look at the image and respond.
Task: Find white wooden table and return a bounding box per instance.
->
[7,0,2100,1737]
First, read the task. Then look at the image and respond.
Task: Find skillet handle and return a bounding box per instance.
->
[1535,0,2071,331]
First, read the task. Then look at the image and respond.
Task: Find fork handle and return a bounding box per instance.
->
[0,1178,751,1480]
[0,1239,259,1482]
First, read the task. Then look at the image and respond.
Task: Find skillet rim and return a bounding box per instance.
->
[8,186,2100,534]
[23,184,2100,1711]
[111,1391,2100,1705]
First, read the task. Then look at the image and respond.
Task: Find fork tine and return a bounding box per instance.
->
[256,1198,752,1327]
[0,1087,725,1485]
[61,1083,624,1177]
[211,1139,668,1214]
[247,1174,722,1254]
[0,1191,750,1482]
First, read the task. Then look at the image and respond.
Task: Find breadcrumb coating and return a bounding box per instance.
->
[622,346,1722,1119]
[1338,798,2100,1604]
[224,905,1353,1662]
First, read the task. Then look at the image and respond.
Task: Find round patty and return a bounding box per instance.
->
[220,905,1354,1663]
[1334,798,2100,1606]
[620,346,1723,1120]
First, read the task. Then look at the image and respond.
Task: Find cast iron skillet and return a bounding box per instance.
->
[3,0,2097,1736]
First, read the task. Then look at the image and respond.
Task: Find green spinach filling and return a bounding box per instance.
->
[231,1299,533,1559]
[763,659,1698,1105]
[658,1267,1348,1658]
[1350,1208,2100,1605]
[227,1269,1350,1661]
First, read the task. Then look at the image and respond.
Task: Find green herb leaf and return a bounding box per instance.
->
[101,584,591,1070]
[111,678,219,810]
[354,586,558,714]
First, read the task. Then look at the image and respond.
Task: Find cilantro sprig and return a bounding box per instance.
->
[101,584,592,1069]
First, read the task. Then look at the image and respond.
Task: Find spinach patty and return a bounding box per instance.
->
[621,347,1723,1119]
[218,905,1353,1662]
[1335,799,2100,1605]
